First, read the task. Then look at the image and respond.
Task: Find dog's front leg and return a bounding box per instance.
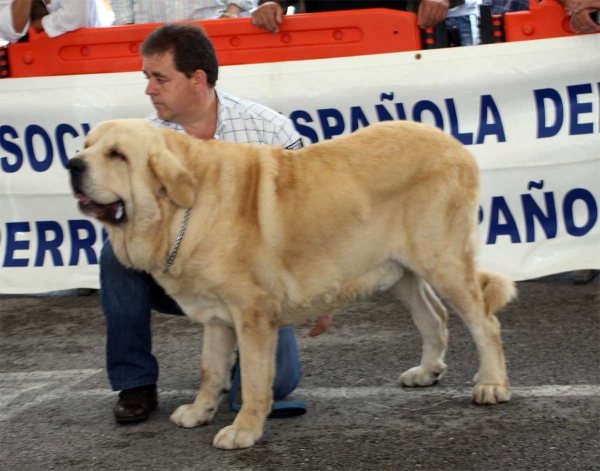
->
[170,322,236,428]
[213,298,279,450]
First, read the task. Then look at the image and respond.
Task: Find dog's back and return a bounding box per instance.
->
[264,121,478,277]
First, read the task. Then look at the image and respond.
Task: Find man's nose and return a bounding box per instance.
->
[145,81,156,95]
[67,157,87,176]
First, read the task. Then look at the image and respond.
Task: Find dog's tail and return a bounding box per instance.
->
[478,271,517,315]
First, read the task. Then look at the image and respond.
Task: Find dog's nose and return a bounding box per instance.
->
[67,158,86,176]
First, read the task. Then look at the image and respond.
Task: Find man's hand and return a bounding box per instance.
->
[562,0,600,33]
[417,0,451,29]
[252,2,285,33]
[564,0,600,15]
[304,312,333,337]
[570,8,600,32]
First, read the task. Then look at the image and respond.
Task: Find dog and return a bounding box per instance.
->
[67,118,516,450]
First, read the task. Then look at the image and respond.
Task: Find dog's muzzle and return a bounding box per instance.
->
[67,157,127,224]
[67,157,88,200]
[67,157,86,175]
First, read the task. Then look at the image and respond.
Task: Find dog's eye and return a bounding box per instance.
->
[109,149,127,161]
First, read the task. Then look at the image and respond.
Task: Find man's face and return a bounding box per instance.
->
[142,51,199,124]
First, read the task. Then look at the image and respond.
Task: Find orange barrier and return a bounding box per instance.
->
[422,25,447,49]
[5,9,421,79]
[504,0,598,41]
[0,46,8,78]
[490,14,505,43]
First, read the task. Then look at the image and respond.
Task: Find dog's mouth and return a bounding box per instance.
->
[76,192,127,224]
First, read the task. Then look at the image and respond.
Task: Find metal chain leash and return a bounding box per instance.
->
[164,208,191,273]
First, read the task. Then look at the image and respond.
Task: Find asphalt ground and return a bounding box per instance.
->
[0,277,599,471]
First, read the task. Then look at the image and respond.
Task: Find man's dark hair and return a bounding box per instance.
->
[141,23,219,86]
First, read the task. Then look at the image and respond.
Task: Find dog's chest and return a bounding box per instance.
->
[174,295,233,326]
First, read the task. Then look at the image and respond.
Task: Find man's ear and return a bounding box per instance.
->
[149,150,195,208]
[191,69,207,92]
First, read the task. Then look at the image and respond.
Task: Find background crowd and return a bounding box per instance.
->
[2,0,597,47]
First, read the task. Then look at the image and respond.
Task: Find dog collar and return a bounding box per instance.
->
[163,208,191,273]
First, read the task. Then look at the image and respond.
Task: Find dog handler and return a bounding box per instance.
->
[101,23,328,424]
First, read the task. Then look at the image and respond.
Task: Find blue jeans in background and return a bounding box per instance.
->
[446,14,480,46]
[100,241,302,401]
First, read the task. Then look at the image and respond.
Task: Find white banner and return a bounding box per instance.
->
[1,35,599,293]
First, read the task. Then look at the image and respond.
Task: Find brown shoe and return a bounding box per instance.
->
[113,384,158,424]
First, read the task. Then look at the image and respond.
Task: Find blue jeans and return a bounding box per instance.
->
[100,241,302,401]
[446,14,480,46]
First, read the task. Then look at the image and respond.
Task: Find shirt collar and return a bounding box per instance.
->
[214,89,227,140]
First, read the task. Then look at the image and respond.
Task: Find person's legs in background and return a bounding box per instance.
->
[446,14,480,46]
[469,13,481,45]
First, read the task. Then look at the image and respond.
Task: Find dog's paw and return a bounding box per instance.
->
[170,404,213,428]
[213,425,262,450]
[472,383,511,404]
[399,364,446,387]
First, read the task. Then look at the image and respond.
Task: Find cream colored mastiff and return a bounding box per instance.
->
[68,119,516,450]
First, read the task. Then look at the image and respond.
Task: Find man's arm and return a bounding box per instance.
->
[0,0,32,43]
[39,0,88,37]
[110,0,135,25]
[217,0,255,18]
[10,0,31,33]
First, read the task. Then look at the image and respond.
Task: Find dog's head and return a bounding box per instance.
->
[67,119,195,228]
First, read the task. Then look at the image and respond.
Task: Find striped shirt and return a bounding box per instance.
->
[486,0,532,15]
[111,0,255,24]
[147,89,304,149]
[447,0,478,17]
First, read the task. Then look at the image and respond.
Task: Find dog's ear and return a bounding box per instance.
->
[149,150,195,208]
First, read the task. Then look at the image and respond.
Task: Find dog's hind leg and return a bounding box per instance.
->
[213,296,279,450]
[392,269,449,387]
[170,322,237,428]
[427,259,512,405]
